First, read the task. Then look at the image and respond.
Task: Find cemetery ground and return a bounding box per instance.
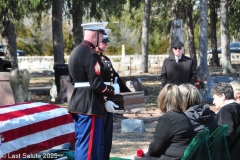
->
[30,76,162,158]
[29,64,240,158]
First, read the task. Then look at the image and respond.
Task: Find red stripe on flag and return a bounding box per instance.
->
[87,115,95,160]
[0,104,61,121]
[1,133,75,160]
[2,114,73,142]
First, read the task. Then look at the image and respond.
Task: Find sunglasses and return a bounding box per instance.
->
[173,47,182,50]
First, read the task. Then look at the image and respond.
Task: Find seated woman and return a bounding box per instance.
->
[230,80,240,104]
[139,84,194,160]
[178,83,218,134]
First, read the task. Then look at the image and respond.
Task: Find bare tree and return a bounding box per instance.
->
[185,0,197,69]
[141,0,152,73]
[0,0,51,68]
[220,0,235,74]
[168,0,181,55]
[196,0,209,78]
[52,0,64,64]
[2,16,18,68]
[209,0,219,66]
[71,0,83,46]
[171,0,178,20]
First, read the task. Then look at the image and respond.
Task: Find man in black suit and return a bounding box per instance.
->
[159,41,197,86]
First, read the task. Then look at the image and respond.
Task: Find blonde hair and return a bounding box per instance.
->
[178,84,202,111]
[157,84,183,113]
[230,81,240,94]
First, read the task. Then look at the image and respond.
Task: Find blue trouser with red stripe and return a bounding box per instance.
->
[71,113,102,160]
[98,110,113,160]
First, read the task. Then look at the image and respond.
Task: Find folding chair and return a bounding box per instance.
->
[208,124,231,160]
[229,125,240,160]
[182,129,211,160]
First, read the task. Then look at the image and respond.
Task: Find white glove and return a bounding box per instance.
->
[105,101,119,113]
[111,83,120,94]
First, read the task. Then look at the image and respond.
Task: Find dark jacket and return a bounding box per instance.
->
[143,111,194,160]
[159,54,197,86]
[215,102,240,146]
[185,104,218,135]
[100,54,131,92]
[68,40,114,117]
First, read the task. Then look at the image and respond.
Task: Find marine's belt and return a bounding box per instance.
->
[74,82,110,88]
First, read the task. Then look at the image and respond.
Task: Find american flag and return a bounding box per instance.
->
[0,102,75,160]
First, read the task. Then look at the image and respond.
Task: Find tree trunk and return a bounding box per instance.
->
[169,19,184,55]
[220,0,236,74]
[2,17,18,69]
[72,0,83,47]
[209,0,219,66]
[185,2,197,69]
[168,0,179,55]
[141,0,151,73]
[196,0,209,78]
[171,0,178,20]
[52,0,64,64]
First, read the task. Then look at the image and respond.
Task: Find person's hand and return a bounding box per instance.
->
[106,85,115,94]
[111,83,120,94]
[105,101,119,113]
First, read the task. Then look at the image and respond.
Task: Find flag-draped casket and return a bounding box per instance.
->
[0,102,75,160]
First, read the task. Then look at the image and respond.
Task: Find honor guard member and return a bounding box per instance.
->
[96,30,131,160]
[68,22,118,160]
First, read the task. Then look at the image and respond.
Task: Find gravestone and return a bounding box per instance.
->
[59,75,72,104]
[10,69,30,103]
[205,76,239,102]
[0,58,12,72]
[121,45,125,62]
[0,72,15,105]
[121,118,146,133]
[53,64,68,93]
[121,76,142,92]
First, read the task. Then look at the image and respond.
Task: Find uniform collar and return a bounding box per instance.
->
[81,40,95,49]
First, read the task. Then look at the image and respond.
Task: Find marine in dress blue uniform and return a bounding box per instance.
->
[96,30,131,160]
[68,22,116,160]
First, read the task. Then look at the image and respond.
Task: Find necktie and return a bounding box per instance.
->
[176,59,179,64]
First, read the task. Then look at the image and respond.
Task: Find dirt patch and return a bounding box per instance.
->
[111,121,157,158]
[110,107,161,158]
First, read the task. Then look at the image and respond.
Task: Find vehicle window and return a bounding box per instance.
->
[230,43,237,47]
[0,45,3,52]
[230,43,240,47]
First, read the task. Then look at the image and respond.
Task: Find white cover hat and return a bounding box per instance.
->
[102,33,110,42]
[81,22,108,32]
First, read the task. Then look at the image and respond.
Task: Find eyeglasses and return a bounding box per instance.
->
[173,47,182,50]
